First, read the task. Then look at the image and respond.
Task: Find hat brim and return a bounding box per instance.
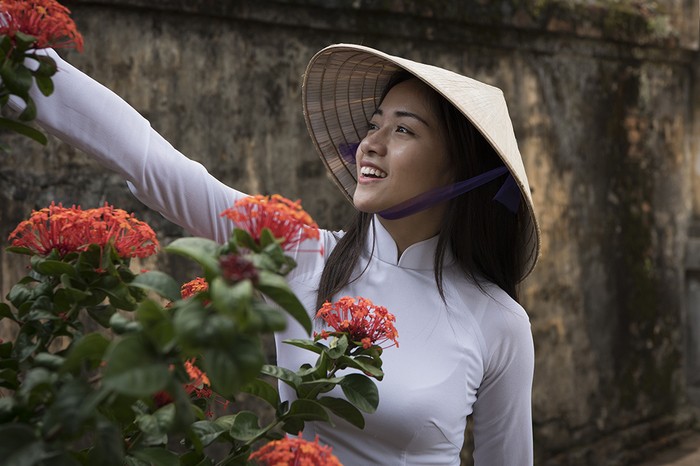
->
[302,43,540,280]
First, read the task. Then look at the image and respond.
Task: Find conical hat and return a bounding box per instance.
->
[302,44,540,279]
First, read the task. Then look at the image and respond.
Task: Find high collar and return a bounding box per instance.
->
[366,216,456,270]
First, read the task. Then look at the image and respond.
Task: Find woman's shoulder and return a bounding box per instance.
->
[445,273,531,347]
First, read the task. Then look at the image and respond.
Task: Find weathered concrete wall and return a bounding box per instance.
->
[1,1,698,465]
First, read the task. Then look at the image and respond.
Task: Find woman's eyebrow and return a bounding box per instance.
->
[372,108,431,127]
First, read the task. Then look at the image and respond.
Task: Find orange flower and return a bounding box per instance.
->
[249,434,342,466]
[0,0,84,51]
[184,358,229,416]
[314,297,399,349]
[180,277,208,299]
[7,202,158,259]
[184,358,210,395]
[220,195,320,253]
[153,358,228,414]
[8,202,84,257]
[82,203,158,258]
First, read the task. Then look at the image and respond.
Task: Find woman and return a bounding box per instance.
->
[11,43,540,465]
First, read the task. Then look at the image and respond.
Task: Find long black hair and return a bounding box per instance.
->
[316,72,527,309]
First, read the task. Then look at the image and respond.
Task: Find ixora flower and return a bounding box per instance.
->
[0,0,84,51]
[7,202,158,259]
[220,194,321,253]
[154,358,229,415]
[314,296,399,350]
[249,434,342,466]
[180,277,208,299]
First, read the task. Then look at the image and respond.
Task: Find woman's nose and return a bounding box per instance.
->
[359,128,386,157]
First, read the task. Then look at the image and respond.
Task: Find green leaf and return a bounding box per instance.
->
[19,95,37,121]
[261,364,302,388]
[109,312,142,334]
[13,328,40,362]
[317,396,365,429]
[31,257,76,277]
[102,335,170,397]
[0,341,13,358]
[131,271,181,302]
[232,229,259,252]
[33,352,64,370]
[241,378,280,407]
[210,276,252,318]
[256,270,311,334]
[86,418,125,466]
[281,417,305,435]
[282,339,323,355]
[62,333,110,374]
[338,354,384,379]
[297,352,330,381]
[165,237,222,276]
[131,448,178,466]
[0,397,17,422]
[286,399,329,422]
[35,74,54,97]
[202,338,264,397]
[0,302,16,322]
[178,451,208,466]
[100,282,138,311]
[258,227,279,248]
[136,404,175,446]
[136,300,175,353]
[0,62,33,95]
[4,245,35,255]
[0,368,18,390]
[325,334,349,359]
[7,283,33,309]
[247,300,287,332]
[0,424,47,465]
[41,379,92,439]
[190,420,226,447]
[339,373,379,413]
[172,299,208,348]
[31,54,57,77]
[87,304,116,328]
[228,411,263,442]
[14,31,39,50]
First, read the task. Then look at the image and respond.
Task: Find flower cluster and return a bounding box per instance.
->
[315,296,399,349]
[221,194,320,253]
[180,277,208,299]
[249,434,342,466]
[219,253,258,284]
[8,202,158,259]
[0,0,83,51]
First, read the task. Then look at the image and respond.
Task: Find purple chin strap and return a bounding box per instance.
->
[337,142,521,220]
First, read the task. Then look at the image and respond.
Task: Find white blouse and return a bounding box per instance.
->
[19,49,535,466]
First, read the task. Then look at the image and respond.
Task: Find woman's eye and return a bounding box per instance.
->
[396,126,412,134]
[367,122,378,131]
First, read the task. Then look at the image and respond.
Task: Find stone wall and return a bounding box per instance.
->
[1,1,698,464]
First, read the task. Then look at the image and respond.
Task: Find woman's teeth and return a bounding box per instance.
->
[360,166,387,178]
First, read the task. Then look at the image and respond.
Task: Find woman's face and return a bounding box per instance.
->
[353,78,453,216]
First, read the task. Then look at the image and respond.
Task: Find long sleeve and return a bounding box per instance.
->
[472,303,535,466]
[9,49,244,243]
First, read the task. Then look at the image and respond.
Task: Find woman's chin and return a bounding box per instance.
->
[352,197,381,214]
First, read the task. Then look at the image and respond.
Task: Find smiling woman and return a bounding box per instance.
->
[9,41,540,465]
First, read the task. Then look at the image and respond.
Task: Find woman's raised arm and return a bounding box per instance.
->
[9,49,245,243]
